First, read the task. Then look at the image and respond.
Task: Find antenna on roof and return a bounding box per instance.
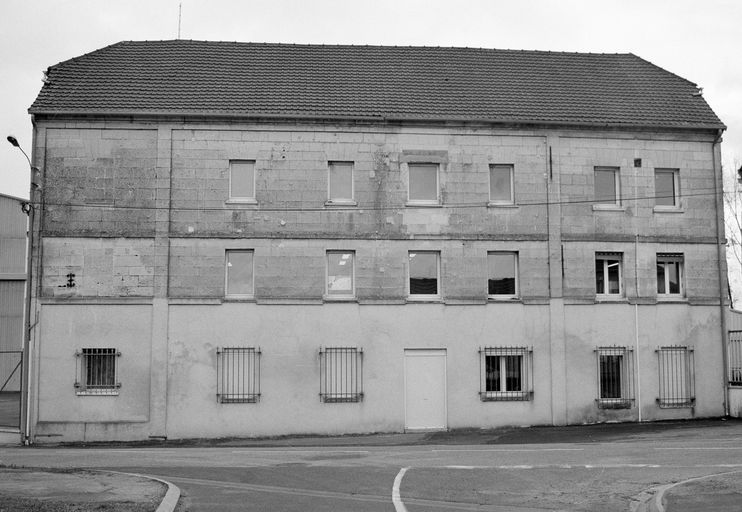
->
[177,2,182,39]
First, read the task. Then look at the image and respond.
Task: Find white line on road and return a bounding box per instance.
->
[654,446,742,450]
[431,448,584,452]
[651,470,742,512]
[230,449,370,454]
[392,467,409,512]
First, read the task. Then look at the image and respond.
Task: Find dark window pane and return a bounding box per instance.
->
[596,259,605,294]
[409,252,438,295]
[486,356,501,392]
[488,253,516,295]
[657,263,666,294]
[504,355,522,391]
[655,171,676,206]
[600,355,622,398]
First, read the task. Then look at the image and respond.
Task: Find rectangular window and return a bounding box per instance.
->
[326,251,354,298]
[488,252,518,298]
[229,160,256,201]
[655,169,679,207]
[594,167,620,205]
[728,331,742,386]
[657,346,695,408]
[328,161,354,203]
[595,347,634,409]
[595,253,622,296]
[657,253,684,296]
[225,250,254,297]
[75,348,120,395]
[489,164,514,205]
[216,347,261,403]
[319,347,363,403]
[408,163,439,204]
[479,347,533,401]
[408,251,440,298]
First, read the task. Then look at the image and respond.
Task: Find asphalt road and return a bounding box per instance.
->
[1,420,741,511]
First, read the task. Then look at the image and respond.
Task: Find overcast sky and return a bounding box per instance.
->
[1,0,740,200]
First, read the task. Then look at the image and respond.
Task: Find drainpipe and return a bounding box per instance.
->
[712,128,730,416]
[634,234,642,422]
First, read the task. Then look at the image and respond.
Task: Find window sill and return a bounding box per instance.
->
[653,206,684,214]
[488,296,520,302]
[595,295,627,303]
[405,201,442,208]
[480,391,531,402]
[487,202,518,209]
[592,204,625,212]
[406,296,442,303]
[226,199,258,207]
[596,398,633,409]
[323,295,357,303]
[75,390,120,396]
[224,295,255,302]
[325,200,357,207]
[656,296,687,303]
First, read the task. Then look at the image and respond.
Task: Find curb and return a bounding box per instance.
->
[104,470,181,512]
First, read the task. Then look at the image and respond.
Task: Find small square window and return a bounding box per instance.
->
[217,347,261,403]
[479,347,533,401]
[596,346,635,409]
[229,160,256,202]
[225,250,254,297]
[326,251,354,298]
[655,169,679,208]
[408,164,439,204]
[657,253,684,296]
[489,164,514,205]
[595,253,622,296]
[594,167,620,205]
[328,162,354,204]
[75,348,120,395]
[488,252,518,298]
[408,251,440,299]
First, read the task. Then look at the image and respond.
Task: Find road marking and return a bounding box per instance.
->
[230,449,370,454]
[431,448,583,452]
[654,446,742,450]
[392,467,409,512]
[651,470,742,512]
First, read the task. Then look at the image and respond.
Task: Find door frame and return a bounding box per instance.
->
[403,348,448,432]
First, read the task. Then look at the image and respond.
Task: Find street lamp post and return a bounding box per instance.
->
[7,135,37,445]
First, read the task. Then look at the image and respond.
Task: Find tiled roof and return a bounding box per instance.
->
[30,40,724,129]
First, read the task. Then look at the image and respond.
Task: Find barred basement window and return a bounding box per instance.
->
[75,348,120,395]
[595,346,635,409]
[656,346,695,408]
[479,347,533,401]
[728,331,742,386]
[216,347,261,403]
[319,347,363,403]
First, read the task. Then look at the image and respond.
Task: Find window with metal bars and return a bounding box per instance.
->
[75,348,120,395]
[216,347,261,403]
[656,346,695,408]
[595,346,635,409]
[479,347,533,401]
[319,347,363,403]
[727,331,742,386]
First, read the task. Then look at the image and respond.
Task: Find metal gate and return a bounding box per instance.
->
[0,350,22,429]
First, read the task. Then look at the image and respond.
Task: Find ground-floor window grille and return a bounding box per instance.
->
[595,346,634,409]
[216,347,261,403]
[319,347,363,403]
[656,346,695,408]
[479,347,533,401]
[728,331,742,386]
[75,348,120,395]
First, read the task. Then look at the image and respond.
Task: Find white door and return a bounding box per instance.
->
[404,349,447,431]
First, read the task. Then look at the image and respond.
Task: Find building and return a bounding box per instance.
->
[22,41,729,443]
[0,193,26,431]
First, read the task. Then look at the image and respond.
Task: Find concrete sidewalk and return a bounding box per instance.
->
[0,467,177,512]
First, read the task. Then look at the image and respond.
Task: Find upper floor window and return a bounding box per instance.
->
[655,169,680,208]
[225,249,254,298]
[488,252,518,298]
[229,160,256,202]
[595,252,622,297]
[657,253,683,297]
[328,162,354,204]
[408,164,439,205]
[594,167,620,206]
[408,251,440,299]
[326,251,355,299]
[489,164,514,205]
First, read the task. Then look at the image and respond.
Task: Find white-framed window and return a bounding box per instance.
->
[596,346,634,409]
[326,250,355,299]
[229,160,256,202]
[657,346,695,408]
[655,168,680,208]
[225,249,254,298]
[319,347,363,403]
[657,253,684,297]
[489,164,514,205]
[407,163,439,205]
[594,166,620,205]
[595,252,622,297]
[487,251,518,298]
[479,347,533,401]
[408,251,440,299]
[216,347,261,403]
[327,161,354,204]
[75,348,121,395]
